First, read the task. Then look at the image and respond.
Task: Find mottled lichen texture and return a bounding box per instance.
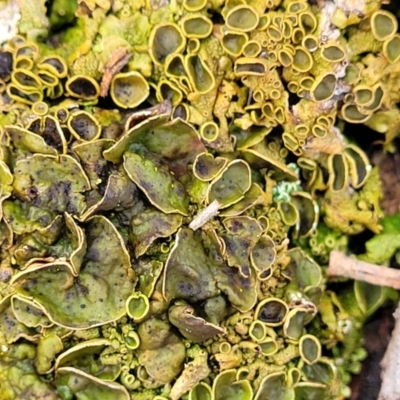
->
[0,0,399,399]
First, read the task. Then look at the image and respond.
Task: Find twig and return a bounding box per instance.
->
[100,48,132,97]
[378,300,400,400]
[327,251,400,289]
[189,200,221,231]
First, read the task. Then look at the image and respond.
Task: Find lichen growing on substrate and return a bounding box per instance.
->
[0,0,399,399]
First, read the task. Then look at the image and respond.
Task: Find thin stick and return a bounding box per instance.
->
[327,251,400,289]
[100,48,132,97]
[378,301,400,400]
[189,200,221,231]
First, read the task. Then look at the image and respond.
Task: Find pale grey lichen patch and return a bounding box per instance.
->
[318,1,341,43]
[0,0,20,44]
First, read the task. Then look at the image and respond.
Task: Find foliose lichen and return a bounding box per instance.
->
[0,0,399,398]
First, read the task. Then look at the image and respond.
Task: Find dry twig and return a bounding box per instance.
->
[328,251,400,399]
[189,200,221,231]
[100,48,132,97]
[327,250,400,289]
[378,301,400,400]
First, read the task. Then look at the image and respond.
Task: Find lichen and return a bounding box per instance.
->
[0,0,399,399]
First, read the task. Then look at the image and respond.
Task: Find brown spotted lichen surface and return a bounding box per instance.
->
[0,0,400,399]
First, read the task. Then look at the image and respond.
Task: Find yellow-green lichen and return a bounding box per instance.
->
[0,0,399,399]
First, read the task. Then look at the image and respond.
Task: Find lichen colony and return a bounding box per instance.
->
[0,0,399,399]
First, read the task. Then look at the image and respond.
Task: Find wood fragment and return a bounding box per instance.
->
[100,48,132,97]
[327,250,400,289]
[378,301,400,400]
[189,200,221,231]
